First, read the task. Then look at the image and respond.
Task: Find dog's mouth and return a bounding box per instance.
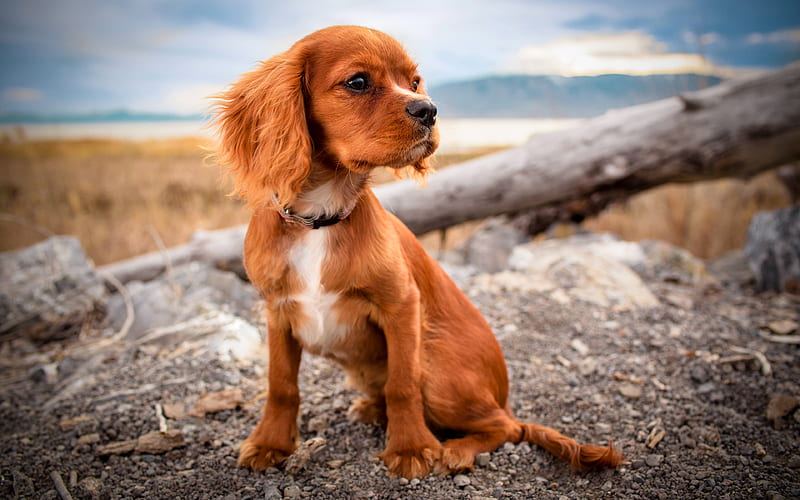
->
[348,135,437,170]
[378,139,434,169]
[408,136,436,157]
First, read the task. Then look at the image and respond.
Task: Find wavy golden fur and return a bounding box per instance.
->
[213,25,622,479]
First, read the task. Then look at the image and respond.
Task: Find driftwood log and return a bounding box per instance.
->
[378,62,800,234]
[100,63,800,283]
[100,227,246,285]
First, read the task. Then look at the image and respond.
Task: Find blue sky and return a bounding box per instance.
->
[1,0,798,115]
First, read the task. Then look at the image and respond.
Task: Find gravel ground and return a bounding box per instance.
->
[2,251,799,499]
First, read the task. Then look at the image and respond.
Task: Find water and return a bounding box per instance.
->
[0,120,210,142]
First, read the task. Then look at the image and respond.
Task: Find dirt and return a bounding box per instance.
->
[2,253,800,499]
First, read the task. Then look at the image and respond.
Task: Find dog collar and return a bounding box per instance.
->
[272,194,353,229]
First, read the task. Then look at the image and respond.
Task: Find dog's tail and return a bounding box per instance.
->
[518,422,623,469]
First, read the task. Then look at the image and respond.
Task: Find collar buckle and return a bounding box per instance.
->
[272,195,352,229]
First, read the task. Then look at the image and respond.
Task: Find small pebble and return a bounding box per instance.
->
[689,366,709,383]
[283,485,301,498]
[619,383,642,399]
[77,433,100,445]
[570,338,589,355]
[264,485,281,500]
[696,382,715,394]
[645,454,664,467]
[454,474,471,488]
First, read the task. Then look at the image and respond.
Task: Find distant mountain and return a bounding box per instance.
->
[0,109,203,124]
[428,74,723,119]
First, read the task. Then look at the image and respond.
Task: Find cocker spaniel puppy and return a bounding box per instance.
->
[213,25,622,479]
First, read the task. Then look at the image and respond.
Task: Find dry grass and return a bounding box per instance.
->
[584,171,793,259]
[0,137,245,265]
[0,136,792,265]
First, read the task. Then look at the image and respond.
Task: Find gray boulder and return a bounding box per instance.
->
[0,237,106,340]
[447,216,528,273]
[106,261,260,339]
[474,234,660,310]
[745,205,800,293]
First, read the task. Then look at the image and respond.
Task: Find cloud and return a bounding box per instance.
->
[746,29,800,45]
[682,31,723,47]
[3,0,798,114]
[506,31,734,77]
[2,87,44,103]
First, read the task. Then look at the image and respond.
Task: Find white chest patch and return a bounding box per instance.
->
[288,229,348,353]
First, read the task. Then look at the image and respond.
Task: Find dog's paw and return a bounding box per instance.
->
[436,445,475,474]
[348,398,387,426]
[238,438,293,471]
[381,445,441,479]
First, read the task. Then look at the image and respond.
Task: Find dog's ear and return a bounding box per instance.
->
[213,46,311,208]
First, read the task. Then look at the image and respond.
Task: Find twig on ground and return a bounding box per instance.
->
[156,403,168,433]
[50,470,74,500]
[729,346,772,377]
[718,354,755,364]
[95,271,135,346]
[759,332,800,344]
[92,377,193,404]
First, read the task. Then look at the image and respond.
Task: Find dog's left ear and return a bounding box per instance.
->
[212,45,312,209]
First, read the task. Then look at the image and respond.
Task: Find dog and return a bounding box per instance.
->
[212,25,623,479]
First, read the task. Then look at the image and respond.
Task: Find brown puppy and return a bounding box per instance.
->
[213,25,622,479]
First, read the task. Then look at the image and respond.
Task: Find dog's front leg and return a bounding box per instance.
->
[239,308,302,471]
[378,290,441,478]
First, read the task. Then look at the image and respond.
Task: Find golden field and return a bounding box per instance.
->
[585,173,793,259]
[0,136,793,265]
[0,137,243,265]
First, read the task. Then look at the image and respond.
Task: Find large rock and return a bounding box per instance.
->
[0,237,106,340]
[104,261,263,362]
[708,250,755,286]
[448,216,529,273]
[745,205,800,293]
[476,234,659,310]
[106,261,260,339]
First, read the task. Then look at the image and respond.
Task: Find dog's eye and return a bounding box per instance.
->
[411,79,420,92]
[345,74,370,93]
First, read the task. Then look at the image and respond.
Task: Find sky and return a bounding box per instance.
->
[1,0,798,116]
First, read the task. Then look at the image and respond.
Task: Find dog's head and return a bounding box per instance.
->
[213,25,439,208]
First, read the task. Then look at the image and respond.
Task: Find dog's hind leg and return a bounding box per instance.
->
[436,408,623,474]
[437,410,517,473]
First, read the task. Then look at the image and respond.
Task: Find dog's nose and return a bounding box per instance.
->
[406,99,437,128]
